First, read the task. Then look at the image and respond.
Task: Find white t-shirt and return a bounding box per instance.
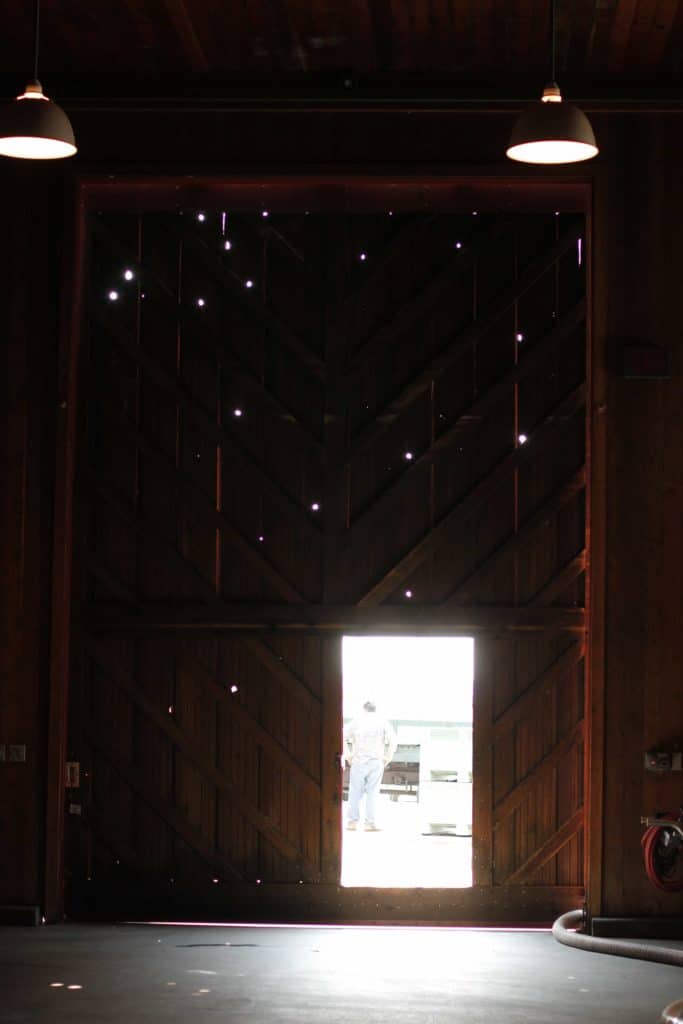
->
[344,710,397,765]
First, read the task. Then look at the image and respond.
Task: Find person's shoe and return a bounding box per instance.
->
[346,821,358,830]
[364,824,382,832]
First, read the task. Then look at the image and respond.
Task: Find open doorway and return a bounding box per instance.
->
[341,636,474,888]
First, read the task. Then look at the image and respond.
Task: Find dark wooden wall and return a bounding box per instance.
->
[2,108,683,922]
[0,166,64,909]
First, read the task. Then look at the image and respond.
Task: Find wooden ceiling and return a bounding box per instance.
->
[1,1,683,100]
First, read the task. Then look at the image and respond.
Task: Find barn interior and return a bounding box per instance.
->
[2,2,683,1021]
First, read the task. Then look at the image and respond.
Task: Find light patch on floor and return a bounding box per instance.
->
[341,795,471,887]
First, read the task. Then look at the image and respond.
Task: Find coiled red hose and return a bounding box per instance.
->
[641,813,683,892]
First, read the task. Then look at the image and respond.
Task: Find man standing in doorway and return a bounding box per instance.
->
[344,701,397,832]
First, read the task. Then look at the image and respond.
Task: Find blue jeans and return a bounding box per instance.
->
[347,758,384,826]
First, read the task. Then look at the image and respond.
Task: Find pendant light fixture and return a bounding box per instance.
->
[0,0,76,160]
[506,0,597,165]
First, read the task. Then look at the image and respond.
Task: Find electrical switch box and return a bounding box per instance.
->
[644,749,682,773]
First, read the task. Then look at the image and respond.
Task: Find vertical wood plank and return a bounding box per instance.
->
[472,635,494,886]
[320,636,342,882]
[45,180,87,921]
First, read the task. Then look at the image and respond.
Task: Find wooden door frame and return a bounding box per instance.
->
[45,172,601,922]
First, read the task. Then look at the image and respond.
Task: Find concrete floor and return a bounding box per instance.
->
[1,923,682,1023]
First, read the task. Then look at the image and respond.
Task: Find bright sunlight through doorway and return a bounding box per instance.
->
[341,636,474,888]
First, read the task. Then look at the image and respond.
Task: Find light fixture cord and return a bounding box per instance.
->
[32,0,40,82]
[550,0,556,82]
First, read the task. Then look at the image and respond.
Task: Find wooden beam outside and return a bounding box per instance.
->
[493,640,586,739]
[84,635,320,877]
[502,809,584,885]
[357,384,586,605]
[351,300,585,529]
[443,467,586,607]
[87,600,586,633]
[493,719,585,828]
[348,220,583,459]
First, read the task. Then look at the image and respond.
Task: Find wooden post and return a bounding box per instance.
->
[44,183,87,922]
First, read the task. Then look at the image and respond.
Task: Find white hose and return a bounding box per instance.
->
[552,909,683,968]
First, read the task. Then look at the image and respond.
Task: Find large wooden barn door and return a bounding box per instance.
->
[67,186,587,919]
